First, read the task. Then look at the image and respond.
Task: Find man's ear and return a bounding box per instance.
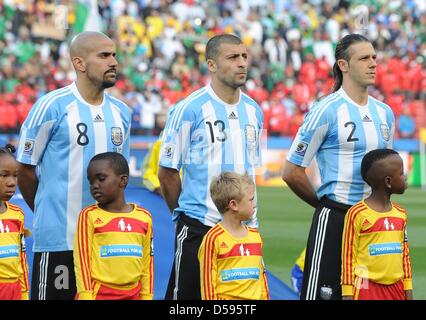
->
[207,58,217,73]
[336,59,348,73]
[120,175,129,188]
[72,56,86,72]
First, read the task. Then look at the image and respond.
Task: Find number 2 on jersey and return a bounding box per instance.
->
[344,121,359,142]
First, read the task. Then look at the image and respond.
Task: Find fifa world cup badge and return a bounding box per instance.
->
[23,139,35,155]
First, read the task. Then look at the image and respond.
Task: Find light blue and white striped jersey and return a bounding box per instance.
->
[17,82,131,252]
[159,85,264,227]
[287,87,395,205]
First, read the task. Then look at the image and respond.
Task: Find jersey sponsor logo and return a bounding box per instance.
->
[380,124,390,141]
[239,244,250,256]
[100,244,143,258]
[0,245,19,259]
[218,243,262,259]
[245,125,256,143]
[0,220,10,233]
[228,112,238,120]
[220,268,260,282]
[94,217,148,235]
[111,127,123,146]
[368,242,402,256]
[118,218,132,231]
[295,141,308,156]
[360,216,404,233]
[383,217,395,230]
[362,114,372,122]
[23,139,35,155]
[93,114,104,122]
[0,219,20,233]
[163,143,175,159]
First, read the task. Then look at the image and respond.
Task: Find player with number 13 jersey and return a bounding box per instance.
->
[160,84,264,228]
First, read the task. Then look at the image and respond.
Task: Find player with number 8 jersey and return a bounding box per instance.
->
[16,32,131,300]
[17,81,131,251]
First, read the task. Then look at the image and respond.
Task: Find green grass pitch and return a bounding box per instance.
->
[257,186,426,299]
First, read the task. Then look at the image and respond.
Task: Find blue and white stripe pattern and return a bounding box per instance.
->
[17,82,131,252]
[287,87,395,205]
[160,85,264,227]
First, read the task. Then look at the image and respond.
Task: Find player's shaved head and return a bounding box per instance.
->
[205,34,243,61]
[70,31,113,59]
[69,31,118,89]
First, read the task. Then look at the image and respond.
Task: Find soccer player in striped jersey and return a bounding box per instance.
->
[0,145,30,300]
[282,34,395,300]
[342,149,412,300]
[74,152,153,300]
[198,172,269,300]
[159,34,264,300]
[16,32,131,300]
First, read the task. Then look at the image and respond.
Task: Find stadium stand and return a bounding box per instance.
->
[0,0,425,137]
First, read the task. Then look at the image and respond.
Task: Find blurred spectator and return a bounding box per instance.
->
[397,108,416,139]
[0,0,425,138]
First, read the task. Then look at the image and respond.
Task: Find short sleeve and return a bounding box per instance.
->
[159,103,195,171]
[16,96,60,165]
[287,106,332,167]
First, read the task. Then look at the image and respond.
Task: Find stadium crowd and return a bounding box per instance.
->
[0,0,425,138]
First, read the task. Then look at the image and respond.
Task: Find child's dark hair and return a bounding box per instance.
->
[0,144,16,158]
[89,152,129,176]
[361,149,399,186]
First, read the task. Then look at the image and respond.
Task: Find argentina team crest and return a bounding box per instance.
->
[380,124,390,141]
[111,127,123,146]
[245,125,256,143]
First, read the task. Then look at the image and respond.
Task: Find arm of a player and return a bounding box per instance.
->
[158,166,181,213]
[282,161,319,208]
[17,163,38,212]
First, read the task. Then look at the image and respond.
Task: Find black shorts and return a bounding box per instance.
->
[31,251,77,300]
[300,197,351,300]
[165,213,211,300]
